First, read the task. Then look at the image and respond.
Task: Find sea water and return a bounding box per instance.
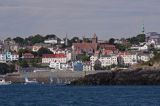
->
[0,84,160,106]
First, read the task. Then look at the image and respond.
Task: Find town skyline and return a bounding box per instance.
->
[0,0,159,39]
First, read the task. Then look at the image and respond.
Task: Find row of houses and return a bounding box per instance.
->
[90,51,153,70]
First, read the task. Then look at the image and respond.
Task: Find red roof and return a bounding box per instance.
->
[42,53,66,58]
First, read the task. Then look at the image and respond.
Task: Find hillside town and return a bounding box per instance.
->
[0,31,160,74]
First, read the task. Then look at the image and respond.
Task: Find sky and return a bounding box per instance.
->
[0,0,159,40]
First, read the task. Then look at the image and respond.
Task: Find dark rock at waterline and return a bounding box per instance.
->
[70,69,160,85]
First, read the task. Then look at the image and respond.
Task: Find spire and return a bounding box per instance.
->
[65,33,68,46]
[93,33,97,38]
[142,23,145,34]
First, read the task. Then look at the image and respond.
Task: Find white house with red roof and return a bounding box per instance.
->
[42,53,67,64]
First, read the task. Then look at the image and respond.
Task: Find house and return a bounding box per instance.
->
[42,53,67,64]
[44,39,58,44]
[4,38,20,52]
[90,55,98,70]
[73,61,83,71]
[137,53,151,62]
[83,62,92,71]
[99,55,118,67]
[102,49,114,55]
[32,43,51,52]
[130,43,148,51]
[47,48,72,61]
[22,53,34,59]
[49,62,69,70]
[90,54,118,70]
[118,52,137,65]
[0,52,19,63]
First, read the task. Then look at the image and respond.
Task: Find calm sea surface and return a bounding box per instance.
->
[0,84,160,106]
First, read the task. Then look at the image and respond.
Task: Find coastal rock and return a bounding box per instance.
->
[70,69,160,85]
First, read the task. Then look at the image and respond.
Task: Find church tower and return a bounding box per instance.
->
[92,33,98,44]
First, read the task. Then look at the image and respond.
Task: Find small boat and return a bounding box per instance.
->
[0,79,11,85]
[23,70,38,85]
[24,77,38,85]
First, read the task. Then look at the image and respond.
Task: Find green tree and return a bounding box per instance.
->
[13,37,27,46]
[19,60,29,68]
[109,38,115,45]
[25,34,44,45]
[81,55,90,62]
[18,48,31,57]
[0,63,16,75]
[136,34,145,42]
[70,37,81,43]
[37,47,53,57]
[115,44,129,51]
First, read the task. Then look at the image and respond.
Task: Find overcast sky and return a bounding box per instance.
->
[0,0,159,39]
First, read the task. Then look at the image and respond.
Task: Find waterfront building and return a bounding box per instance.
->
[42,53,67,64]
[73,61,83,71]
[90,54,118,70]
[49,61,69,70]
[99,55,118,67]
[83,62,92,71]
[118,52,137,65]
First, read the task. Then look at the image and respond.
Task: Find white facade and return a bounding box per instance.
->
[120,53,137,65]
[42,57,67,64]
[90,55,98,69]
[49,62,69,70]
[83,64,92,71]
[44,39,58,44]
[90,55,118,68]
[130,44,148,51]
[137,55,150,62]
[0,52,19,63]
[99,55,118,67]
[47,49,72,62]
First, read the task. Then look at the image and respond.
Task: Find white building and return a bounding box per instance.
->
[90,54,118,69]
[44,39,58,44]
[99,55,118,67]
[44,39,64,44]
[83,62,92,71]
[42,53,67,64]
[0,52,19,63]
[118,52,137,65]
[49,62,69,70]
[130,43,148,51]
[90,55,98,69]
[137,53,151,62]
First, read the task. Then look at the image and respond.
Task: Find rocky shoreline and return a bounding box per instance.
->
[70,68,160,85]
